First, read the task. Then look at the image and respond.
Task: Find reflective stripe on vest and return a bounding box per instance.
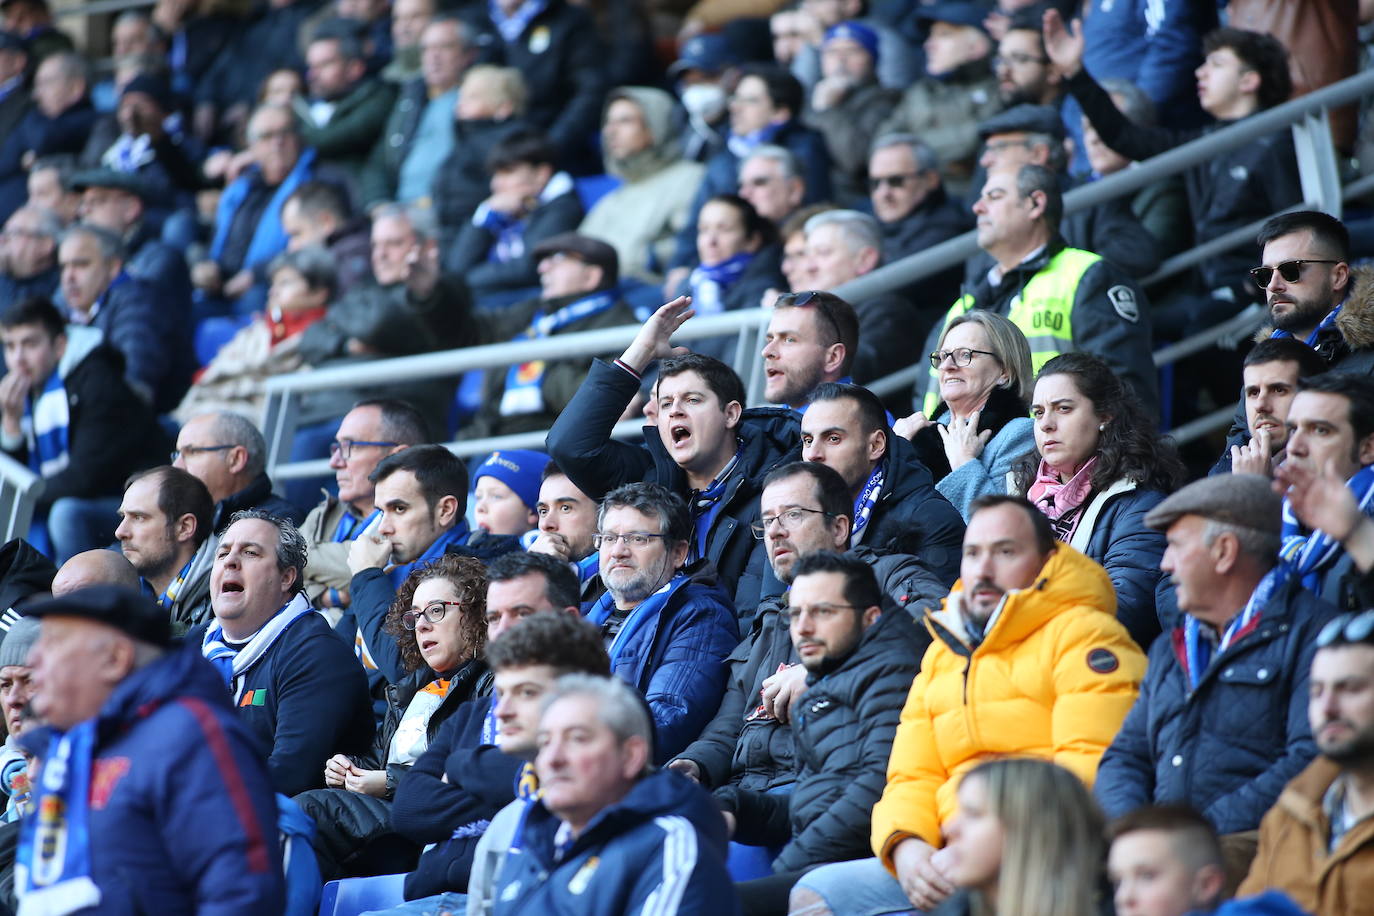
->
[923,247,1101,415]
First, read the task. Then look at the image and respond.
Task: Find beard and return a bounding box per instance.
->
[1317,719,1374,767]
[1270,289,1334,334]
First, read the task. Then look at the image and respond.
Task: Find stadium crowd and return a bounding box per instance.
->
[0,0,1371,913]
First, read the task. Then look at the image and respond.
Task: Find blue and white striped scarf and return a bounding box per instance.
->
[850,463,885,546]
[500,292,617,417]
[1278,464,1374,596]
[201,594,315,703]
[687,252,753,316]
[22,370,69,478]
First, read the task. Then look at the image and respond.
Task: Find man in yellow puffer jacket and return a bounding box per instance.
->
[788,494,1146,916]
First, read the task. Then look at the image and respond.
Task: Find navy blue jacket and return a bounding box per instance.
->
[587,564,740,763]
[492,769,738,916]
[864,433,965,587]
[1069,482,1177,648]
[0,100,99,223]
[29,643,284,914]
[225,610,374,797]
[86,270,194,412]
[392,697,522,900]
[1095,579,1339,834]
[547,357,800,613]
[211,472,307,531]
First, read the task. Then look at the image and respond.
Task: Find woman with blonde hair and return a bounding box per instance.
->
[933,757,1107,916]
[896,310,1036,518]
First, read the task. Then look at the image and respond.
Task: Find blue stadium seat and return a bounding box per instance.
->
[318,873,408,916]
[574,174,622,211]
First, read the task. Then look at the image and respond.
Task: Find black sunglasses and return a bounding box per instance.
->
[774,290,842,343]
[1316,609,1374,648]
[1249,259,1340,289]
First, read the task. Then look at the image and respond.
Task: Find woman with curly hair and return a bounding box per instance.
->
[295,553,490,880]
[1013,352,1187,648]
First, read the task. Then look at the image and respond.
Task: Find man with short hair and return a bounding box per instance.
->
[50,547,141,595]
[345,445,521,686]
[296,26,396,186]
[280,179,370,292]
[1218,211,1373,462]
[995,10,1063,108]
[25,154,78,225]
[803,382,964,583]
[59,222,192,411]
[0,206,61,305]
[201,509,373,796]
[0,51,93,223]
[578,86,706,284]
[868,134,969,309]
[760,289,859,410]
[922,164,1158,415]
[20,586,284,911]
[299,398,425,612]
[0,297,167,562]
[804,21,899,204]
[116,465,216,628]
[1214,338,1327,477]
[390,586,604,908]
[380,0,434,84]
[547,299,800,609]
[736,145,805,229]
[791,495,1145,915]
[720,550,924,911]
[1270,371,1374,608]
[976,104,1160,279]
[804,208,927,382]
[360,16,475,209]
[1238,609,1374,914]
[584,482,738,762]
[173,410,304,529]
[1095,475,1339,842]
[527,461,602,598]
[489,674,734,914]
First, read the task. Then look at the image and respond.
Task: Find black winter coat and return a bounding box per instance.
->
[443,185,584,294]
[1095,580,1339,833]
[546,358,800,613]
[880,184,972,312]
[716,606,925,871]
[433,117,528,251]
[862,433,965,587]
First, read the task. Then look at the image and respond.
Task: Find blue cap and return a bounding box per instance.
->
[669,33,737,77]
[823,21,879,62]
[914,2,992,33]
[474,450,550,511]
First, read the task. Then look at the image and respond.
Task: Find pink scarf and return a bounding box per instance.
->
[1026,456,1098,541]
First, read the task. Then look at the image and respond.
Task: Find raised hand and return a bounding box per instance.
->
[620,296,695,375]
[1042,8,1085,79]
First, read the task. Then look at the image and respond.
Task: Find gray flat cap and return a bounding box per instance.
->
[1143,473,1282,535]
[978,104,1066,141]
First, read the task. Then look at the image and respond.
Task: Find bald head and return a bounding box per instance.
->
[52,550,141,597]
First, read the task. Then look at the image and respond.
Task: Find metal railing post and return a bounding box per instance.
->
[1291,109,1344,218]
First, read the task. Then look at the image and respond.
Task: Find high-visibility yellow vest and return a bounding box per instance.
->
[923,247,1101,415]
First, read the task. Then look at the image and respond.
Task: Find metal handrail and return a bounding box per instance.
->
[0,451,44,545]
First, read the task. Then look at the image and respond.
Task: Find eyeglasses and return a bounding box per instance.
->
[786,602,856,625]
[1316,609,1374,648]
[930,347,998,369]
[869,173,919,191]
[330,439,399,460]
[170,444,234,462]
[983,138,1034,155]
[992,53,1048,69]
[402,600,465,630]
[774,290,843,345]
[593,532,669,549]
[751,507,833,539]
[1249,259,1341,289]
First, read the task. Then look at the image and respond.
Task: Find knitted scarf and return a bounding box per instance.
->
[22,369,69,478]
[201,593,314,702]
[687,252,753,316]
[15,723,101,915]
[1277,464,1374,596]
[500,291,617,417]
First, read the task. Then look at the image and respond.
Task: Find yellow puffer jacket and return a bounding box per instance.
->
[871,544,1146,871]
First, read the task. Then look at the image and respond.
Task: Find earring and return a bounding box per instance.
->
[997,377,1008,386]
[1098,423,1105,431]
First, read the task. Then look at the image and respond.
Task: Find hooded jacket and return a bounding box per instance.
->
[870,544,1145,869]
[1096,579,1337,833]
[547,358,801,611]
[580,87,707,283]
[718,606,925,872]
[21,643,285,914]
[0,325,169,509]
[585,562,739,763]
[1238,757,1374,916]
[492,769,738,916]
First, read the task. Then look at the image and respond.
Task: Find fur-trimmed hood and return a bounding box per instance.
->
[1254,265,1374,349]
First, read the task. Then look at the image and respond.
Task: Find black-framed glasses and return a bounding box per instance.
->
[170,444,234,462]
[751,507,833,539]
[330,438,399,460]
[1316,609,1374,648]
[402,600,465,630]
[1249,259,1340,289]
[786,602,856,625]
[869,173,919,191]
[930,347,998,369]
[593,532,669,549]
[774,290,843,344]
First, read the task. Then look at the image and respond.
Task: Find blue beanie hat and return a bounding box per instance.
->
[823,21,880,62]
[474,450,550,511]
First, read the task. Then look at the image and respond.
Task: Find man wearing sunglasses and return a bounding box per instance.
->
[1095,475,1339,851]
[1240,609,1374,914]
